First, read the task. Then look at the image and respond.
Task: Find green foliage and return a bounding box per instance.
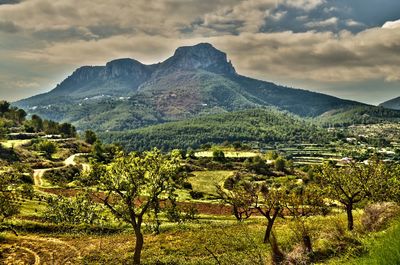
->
[189,190,204,199]
[35,140,57,158]
[44,193,107,225]
[317,159,397,230]
[102,109,331,151]
[244,156,269,174]
[216,177,257,221]
[212,149,225,162]
[317,106,400,127]
[84,130,97,144]
[0,169,25,221]
[274,157,286,172]
[354,220,400,265]
[90,148,184,264]
[42,165,82,186]
[0,100,10,113]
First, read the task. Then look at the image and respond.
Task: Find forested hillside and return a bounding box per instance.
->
[101,108,331,151]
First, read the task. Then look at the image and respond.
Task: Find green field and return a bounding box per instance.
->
[189,170,235,196]
[1,139,31,148]
[195,151,259,158]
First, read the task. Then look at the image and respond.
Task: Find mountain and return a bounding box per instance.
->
[15,43,364,131]
[317,105,400,127]
[380,96,400,110]
[100,108,330,151]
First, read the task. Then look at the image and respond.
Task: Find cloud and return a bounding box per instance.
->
[382,19,400,29]
[1,0,400,104]
[0,20,20,33]
[15,25,400,86]
[305,17,338,28]
[283,0,325,11]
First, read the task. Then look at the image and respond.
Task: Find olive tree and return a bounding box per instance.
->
[254,184,284,244]
[282,184,327,253]
[216,178,257,222]
[94,149,183,265]
[0,168,26,235]
[317,159,390,231]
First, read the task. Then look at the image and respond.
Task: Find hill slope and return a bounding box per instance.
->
[15,43,363,131]
[380,96,400,110]
[100,108,330,151]
[317,106,400,127]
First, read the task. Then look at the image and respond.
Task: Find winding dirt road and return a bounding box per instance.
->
[33,153,89,187]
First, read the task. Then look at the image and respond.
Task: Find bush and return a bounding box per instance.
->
[44,193,107,225]
[35,140,57,158]
[361,203,399,232]
[212,149,225,162]
[189,191,204,199]
[42,165,82,186]
[182,182,193,190]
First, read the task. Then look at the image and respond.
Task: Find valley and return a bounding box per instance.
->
[1,101,400,264]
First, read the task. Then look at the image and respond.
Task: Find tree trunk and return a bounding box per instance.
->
[346,203,354,231]
[233,205,242,221]
[133,227,144,265]
[302,235,312,253]
[264,219,274,243]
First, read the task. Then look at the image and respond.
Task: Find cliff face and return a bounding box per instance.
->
[156,43,236,75]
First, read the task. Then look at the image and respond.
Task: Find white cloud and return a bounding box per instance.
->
[305,17,338,28]
[282,0,325,11]
[382,19,400,29]
[345,19,364,27]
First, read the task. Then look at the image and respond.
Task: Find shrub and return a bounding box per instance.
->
[361,203,399,232]
[189,191,204,199]
[182,182,193,190]
[42,165,82,186]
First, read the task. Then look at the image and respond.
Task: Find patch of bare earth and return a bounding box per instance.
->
[1,235,82,265]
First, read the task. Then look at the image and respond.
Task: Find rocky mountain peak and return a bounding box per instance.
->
[160,43,236,75]
[105,58,149,78]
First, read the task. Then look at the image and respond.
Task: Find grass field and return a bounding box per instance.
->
[189,170,235,196]
[195,151,260,158]
[0,139,31,148]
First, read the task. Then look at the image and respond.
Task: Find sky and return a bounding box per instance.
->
[0,0,399,105]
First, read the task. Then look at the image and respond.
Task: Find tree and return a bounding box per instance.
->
[244,156,270,175]
[212,149,225,162]
[59,123,76,138]
[44,193,106,225]
[84,130,98,145]
[253,184,284,244]
[93,149,183,264]
[43,120,59,134]
[216,177,256,222]
[282,185,327,253]
[274,157,286,172]
[0,168,26,235]
[0,100,10,114]
[31,114,43,132]
[37,140,57,159]
[317,159,389,231]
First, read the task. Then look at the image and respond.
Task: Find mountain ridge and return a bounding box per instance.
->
[380,96,400,110]
[15,43,371,131]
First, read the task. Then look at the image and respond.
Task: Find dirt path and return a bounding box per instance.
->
[1,235,82,265]
[32,153,89,187]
